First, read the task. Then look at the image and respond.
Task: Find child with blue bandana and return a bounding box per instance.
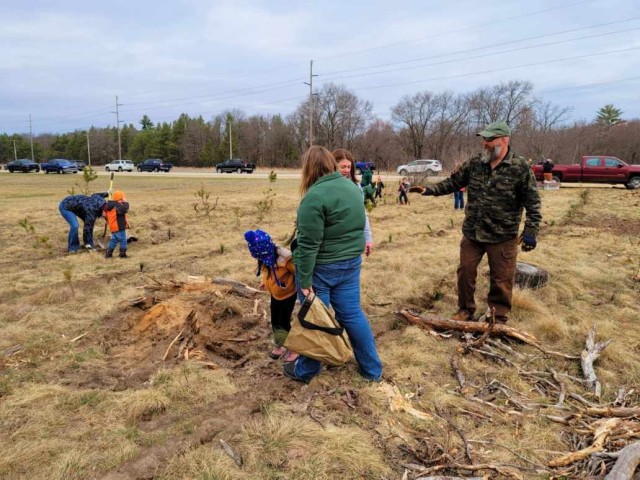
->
[244,229,298,362]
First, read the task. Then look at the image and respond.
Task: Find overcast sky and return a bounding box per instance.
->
[1,0,639,135]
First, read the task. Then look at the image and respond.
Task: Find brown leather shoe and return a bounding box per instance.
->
[450,310,473,322]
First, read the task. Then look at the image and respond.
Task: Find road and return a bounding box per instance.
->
[0,167,405,181]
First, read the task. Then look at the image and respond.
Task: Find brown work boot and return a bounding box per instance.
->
[450,310,474,322]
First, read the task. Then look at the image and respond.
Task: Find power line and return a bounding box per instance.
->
[116,94,305,127]
[336,46,640,93]
[79,0,596,104]
[314,0,596,62]
[118,80,305,115]
[320,16,640,78]
[123,78,305,107]
[320,26,640,83]
[539,75,640,93]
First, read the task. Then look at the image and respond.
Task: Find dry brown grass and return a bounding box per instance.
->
[1,172,640,478]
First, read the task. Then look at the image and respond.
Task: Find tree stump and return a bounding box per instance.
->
[514,261,549,289]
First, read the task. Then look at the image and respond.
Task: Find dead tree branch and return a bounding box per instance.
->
[450,355,467,393]
[581,326,612,398]
[604,441,640,480]
[435,405,474,464]
[213,277,263,298]
[398,309,579,359]
[548,418,622,467]
[550,368,567,407]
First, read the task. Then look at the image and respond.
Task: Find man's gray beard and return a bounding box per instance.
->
[481,145,502,164]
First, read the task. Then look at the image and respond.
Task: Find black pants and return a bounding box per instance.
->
[270,294,296,332]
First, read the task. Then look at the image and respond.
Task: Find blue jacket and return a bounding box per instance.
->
[61,193,108,247]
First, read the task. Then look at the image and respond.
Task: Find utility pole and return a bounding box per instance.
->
[29,114,35,161]
[13,140,18,161]
[86,130,92,166]
[303,60,318,146]
[229,120,233,159]
[112,96,123,160]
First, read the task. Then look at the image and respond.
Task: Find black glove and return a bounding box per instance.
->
[521,234,537,252]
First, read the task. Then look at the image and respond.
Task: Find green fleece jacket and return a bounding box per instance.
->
[294,172,365,288]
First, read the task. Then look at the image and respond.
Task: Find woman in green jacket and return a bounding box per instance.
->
[284,146,383,383]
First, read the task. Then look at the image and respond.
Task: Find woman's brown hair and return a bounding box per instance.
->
[332,148,357,184]
[300,146,337,195]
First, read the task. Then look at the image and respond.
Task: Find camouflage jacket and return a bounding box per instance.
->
[427,149,541,243]
[60,193,108,247]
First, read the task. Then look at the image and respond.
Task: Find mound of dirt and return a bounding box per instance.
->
[64,277,276,390]
[123,277,272,366]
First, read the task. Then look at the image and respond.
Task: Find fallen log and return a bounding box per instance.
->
[585,407,640,418]
[581,326,612,399]
[604,441,640,480]
[398,309,579,360]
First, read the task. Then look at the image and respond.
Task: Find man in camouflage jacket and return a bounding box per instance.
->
[413,121,541,323]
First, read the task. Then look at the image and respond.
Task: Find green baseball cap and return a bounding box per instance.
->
[477,121,511,138]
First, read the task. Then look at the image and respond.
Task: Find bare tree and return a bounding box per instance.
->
[391,91,438,159]
[533,100,572,133]
[293,83,373,150]
[424,91,471,163]
[469,80,534,130]
[356,119,406,171]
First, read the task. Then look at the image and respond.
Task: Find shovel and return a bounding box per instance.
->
[97,172,115,249]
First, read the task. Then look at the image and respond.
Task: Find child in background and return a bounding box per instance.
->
[454,187,465,210]
[244,229,298,363]
[451,160,465,210]
[398,177,410,205]
[374,175,385,200]
[105,190,129,258]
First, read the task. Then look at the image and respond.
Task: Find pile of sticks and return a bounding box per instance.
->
[398,310,640,479]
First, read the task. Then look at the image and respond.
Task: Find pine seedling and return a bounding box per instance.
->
[63,267,75,296]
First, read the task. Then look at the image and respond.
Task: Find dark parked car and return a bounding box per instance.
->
[136,158,173,172]
[6,159,41,173]
[73,160,87,170]
[41,159,79,174]
[215,159,255,173]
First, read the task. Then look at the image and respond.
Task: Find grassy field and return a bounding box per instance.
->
[1,171,639,479]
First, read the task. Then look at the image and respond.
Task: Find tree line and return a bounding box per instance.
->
[1,80,638,170]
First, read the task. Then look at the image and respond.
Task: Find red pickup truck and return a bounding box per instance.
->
[533,156,640,189]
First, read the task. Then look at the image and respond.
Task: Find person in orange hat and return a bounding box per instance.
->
[105,191,130,258]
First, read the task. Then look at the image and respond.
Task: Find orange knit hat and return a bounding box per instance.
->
[112,191,125,201]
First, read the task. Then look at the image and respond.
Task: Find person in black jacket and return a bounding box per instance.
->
[543,158,554,182]
[58,193,108,253]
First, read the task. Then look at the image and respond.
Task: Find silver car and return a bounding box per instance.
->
[397,159,442,176]
[105,159,135,172]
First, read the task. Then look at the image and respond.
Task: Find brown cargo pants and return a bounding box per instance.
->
[457,235,518,321]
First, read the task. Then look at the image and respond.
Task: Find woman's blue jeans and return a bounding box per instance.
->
[454,190,465,209]
[59,202,80,252]
[295,256,383,381]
